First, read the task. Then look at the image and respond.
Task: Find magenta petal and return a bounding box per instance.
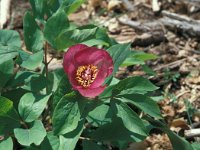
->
[90,57,113,88]
[63,44,89,87]
[102,51,114,76]
[90,66,107,88]
[77,86,106,98]
[63,44,88,73]
[65,44,88,60]
[74,48,105,66]
[63,61,75,76]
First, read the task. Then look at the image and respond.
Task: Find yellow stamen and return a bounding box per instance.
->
[76,64,98,88]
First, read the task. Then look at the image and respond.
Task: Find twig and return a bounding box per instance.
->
[132,31,166,47]
[190,49,200,54]
[185,128,200,138]
[191,122,200,128]
[162,10,200,24]
[160,16,200,37]
[47,57,54,65]
[160,11,200,37]
[183,0,200,5]
[118,11,200,38]
[118,17,151,32]
[118,16,164,32]
[153,58,187,71]
[44,42,49,94]
[176,91,190,99]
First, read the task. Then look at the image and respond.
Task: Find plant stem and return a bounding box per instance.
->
[186,110,192,126]
[44,42,49,94]
[20,120,28,129]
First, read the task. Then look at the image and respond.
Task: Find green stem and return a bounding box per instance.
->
[186,110,192,126]
[98,96,113,100]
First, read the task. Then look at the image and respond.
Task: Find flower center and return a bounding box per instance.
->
[76,64,98,88]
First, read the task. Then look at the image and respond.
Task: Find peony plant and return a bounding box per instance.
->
[0,0,193,150]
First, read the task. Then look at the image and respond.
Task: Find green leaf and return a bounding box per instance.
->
[5,71,35,88]
[192,142,200,150]
[0,60,13,89]
[0,30,20,64]
[98,85,114,102]
[133,52,157,61]
[0,96,20,135]
[22,74,48,92]
[170,134,193,150]
[44,10,69,49]
[111,100,147,136]
[87,104,112,127]
[0,45,19,64]
[55,26,97,50]
[59,119,85,150]
[41,120,84,150]
[91,118,146,142]
[121,52,158,67]
[14,120,46,146]
[96,28,117,47]
[18,93,50,122]
[23,147,39,150]
[45,0,60,17]
[48,68,65,93]
[121,57,144,66]
[30,0,46,20]
[107,44,131,73]
[61,0,85,15]
[41,131,59,150]
[83,140,104,150]
[150,96,164,102]
[81,100,102,118]
[81,39,109,47]
[52,92,86,135]
[0,137,13,150]
[53,75,72,108]
[46,132,60,150]
[18,50,43,70]
[0,30,21,47]
[166,129,194,150]
[23,12,44,52]
[7,71,47,92]
[1,88,28,108]
[142,64,156,76]
[99,77,119,99]
[113,76,158,96]
[117,94,162,118]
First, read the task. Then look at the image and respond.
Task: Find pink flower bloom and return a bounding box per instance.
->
[63,44,114,98]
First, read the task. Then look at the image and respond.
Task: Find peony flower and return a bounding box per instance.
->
[63,44,113,98]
